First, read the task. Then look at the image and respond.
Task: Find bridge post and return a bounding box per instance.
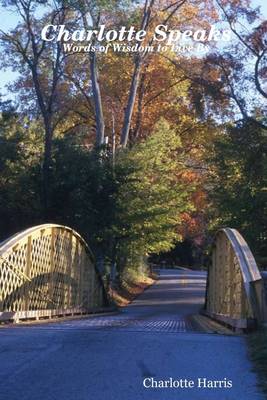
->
[49,227,55,308]
[24,235,32,313]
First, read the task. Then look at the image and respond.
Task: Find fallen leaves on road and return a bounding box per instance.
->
[109,273,157,307]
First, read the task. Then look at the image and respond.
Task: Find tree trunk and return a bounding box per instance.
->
[42,117,53,218]
[132,72,146,142]
[120,58,142,147]
[120,0,155,147]
[30,66,54,218]
[90,52,105,147]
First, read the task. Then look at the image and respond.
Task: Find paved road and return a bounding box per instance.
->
[0,269,264,400]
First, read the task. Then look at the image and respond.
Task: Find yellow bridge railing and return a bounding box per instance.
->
[205,228,267,330]
[0,224,108,323]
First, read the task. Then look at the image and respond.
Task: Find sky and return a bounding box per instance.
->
[0,0,266,101]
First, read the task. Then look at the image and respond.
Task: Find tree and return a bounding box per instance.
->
[178,0,267,127]
[208,119,267,265]
[0,104,43,239]
[60,0,210,148]
[39,118,195,276]
[113,119,194,272]
[0,0,67,214]
[215,0,267,105]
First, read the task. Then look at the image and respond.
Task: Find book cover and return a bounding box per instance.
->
[0,1,266,399]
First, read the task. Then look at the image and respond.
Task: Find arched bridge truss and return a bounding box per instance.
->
[0,224,108,323]
[205,228,267,330]
[0,225,266,329]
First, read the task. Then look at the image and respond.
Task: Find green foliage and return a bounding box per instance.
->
[0,109,43,239]
[114,119,193,259]
[48,119,193,273]
[49,136,118,256]
[208,120,267,265]
[0,115,193,275]
[248,328,267,394]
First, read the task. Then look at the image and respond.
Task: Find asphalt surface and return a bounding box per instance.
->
[0,268,264,400]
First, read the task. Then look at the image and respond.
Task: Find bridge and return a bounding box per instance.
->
[205,228,267,330]
[0,224,266,400]
[0,224,108,323]
[0,223,266,330]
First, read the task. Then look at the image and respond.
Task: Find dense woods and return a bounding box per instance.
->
[0,0,266,282]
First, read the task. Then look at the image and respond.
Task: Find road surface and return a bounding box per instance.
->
[0,269,264,400]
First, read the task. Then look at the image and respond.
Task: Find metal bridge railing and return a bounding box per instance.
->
[0,224,108,322]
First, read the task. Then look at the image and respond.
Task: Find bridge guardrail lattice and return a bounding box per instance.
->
[205,228,267,330]
[0,224,108,322]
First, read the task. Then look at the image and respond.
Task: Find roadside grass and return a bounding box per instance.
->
[247,328,267,394]
[109,267,157,307]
